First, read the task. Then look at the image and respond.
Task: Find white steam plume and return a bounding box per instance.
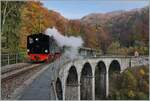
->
[45,27,83,60]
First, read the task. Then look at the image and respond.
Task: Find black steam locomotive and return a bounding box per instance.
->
[27,33,61,62]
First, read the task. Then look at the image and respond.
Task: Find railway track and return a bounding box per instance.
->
[1,63,43,80]
[1,63,47,100]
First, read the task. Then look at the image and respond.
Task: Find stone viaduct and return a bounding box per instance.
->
[49,56,149,100]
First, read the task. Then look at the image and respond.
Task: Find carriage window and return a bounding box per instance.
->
[29,37,33,44]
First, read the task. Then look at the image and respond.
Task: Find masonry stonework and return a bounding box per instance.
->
[52,56,148,100]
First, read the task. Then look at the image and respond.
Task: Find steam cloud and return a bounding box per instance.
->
[45,27,83,60]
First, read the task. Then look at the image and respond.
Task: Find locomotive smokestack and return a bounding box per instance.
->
[45,27,83,60]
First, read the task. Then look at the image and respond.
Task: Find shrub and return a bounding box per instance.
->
[108,65,149,100]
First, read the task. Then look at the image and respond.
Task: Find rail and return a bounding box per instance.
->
[1,52,27,67]
[1,64,41,80]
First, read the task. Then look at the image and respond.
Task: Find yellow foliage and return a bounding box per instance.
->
[139,68,145,76]
[19,1,59,48]
[128,90,135,97]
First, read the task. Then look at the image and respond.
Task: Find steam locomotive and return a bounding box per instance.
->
[27,33,61,62]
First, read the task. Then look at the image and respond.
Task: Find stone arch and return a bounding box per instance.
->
[109,60,121,73]
[65,66,78,100]
[95,61,107,99]
[108,60,121,96]
[80,62,93,100]
[55,78,63,100]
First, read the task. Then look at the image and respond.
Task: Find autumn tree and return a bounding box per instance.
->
[1,1,25,52]
[66,20,82,36]
[108,65,149,100]
[107,41,120,54]
[20,1,68,48]
[20,1,50,48]
[96,26,111,54]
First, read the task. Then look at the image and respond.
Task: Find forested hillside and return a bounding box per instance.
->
[81,7,149,49]
[1,1,149,55]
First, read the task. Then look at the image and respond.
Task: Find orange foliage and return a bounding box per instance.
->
[19,1,67,48]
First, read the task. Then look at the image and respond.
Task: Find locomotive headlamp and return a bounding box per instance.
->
[35,38,39,41]
[45,49,48,53]
[27,49,30,52]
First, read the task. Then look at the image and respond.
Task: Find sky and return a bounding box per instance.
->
[41,0,149,19]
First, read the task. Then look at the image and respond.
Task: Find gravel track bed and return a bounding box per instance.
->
[1,63,32,74]
[1,63,46,100]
